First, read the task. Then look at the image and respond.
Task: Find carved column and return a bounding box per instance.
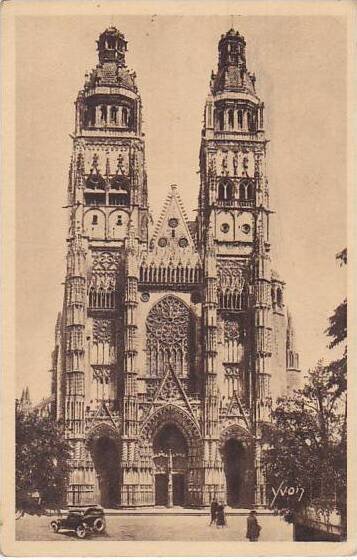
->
[201,226,221,505]
[64,235,87,505]
[252,204,272,508]
[121,221,140,506]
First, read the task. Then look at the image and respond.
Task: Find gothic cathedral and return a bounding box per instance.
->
[51,27,301,509]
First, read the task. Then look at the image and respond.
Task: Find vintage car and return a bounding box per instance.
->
[50,506,106,538]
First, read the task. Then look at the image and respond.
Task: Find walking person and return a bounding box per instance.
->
[246,510,261,541]
[216,501,227,528]
[209,496,218,526]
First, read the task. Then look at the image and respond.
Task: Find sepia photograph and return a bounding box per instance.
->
[1,0,354,556]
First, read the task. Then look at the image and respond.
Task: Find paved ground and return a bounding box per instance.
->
[16,513,293,541]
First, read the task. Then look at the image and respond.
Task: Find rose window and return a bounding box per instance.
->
[146,296,191,377]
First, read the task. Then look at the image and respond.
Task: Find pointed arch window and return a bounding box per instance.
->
[218,178,234,201]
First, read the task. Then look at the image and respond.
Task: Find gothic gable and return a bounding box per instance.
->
[146,364,195,419]
[222,391,251,431]
[149,185,197,256]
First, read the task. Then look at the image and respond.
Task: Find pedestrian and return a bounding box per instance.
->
[210,496,218,526]
[246,510,261,541]
[216,501,226,528]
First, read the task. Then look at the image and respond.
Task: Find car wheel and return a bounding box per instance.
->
[93,517,106,533]
[50,521,59,533]
[75,524,87,539]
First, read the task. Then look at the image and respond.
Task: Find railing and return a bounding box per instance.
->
[79,128,139,138]
[139,266,203,285]
[83,86,138,99]
[212,131,265,142]
[294,503,344,541]
[215,199,255,209]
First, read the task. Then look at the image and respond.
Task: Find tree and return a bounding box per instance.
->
[262,362,345,514]
[325,249,347,396]
[16,410,72,513]
[262,249,347,533]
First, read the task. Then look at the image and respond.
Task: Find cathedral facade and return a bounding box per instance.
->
[51,26,300,509]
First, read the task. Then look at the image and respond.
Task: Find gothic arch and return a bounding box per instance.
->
[140,404,201,448]
[85,422,121,508]
[218,423,252,452]
[219,423,253,507]
[86,421,120,449]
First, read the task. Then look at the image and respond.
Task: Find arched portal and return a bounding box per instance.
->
[90,434,120,508]
[153,423,188,507]
[223,438,247,507]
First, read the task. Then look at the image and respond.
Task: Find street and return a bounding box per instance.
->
[16,512,293,541]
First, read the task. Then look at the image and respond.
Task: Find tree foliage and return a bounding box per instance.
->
[262,362,346,514]
[326,299,347,349]
[325,249,347,396]
[262,249,347,523]
[16,410,72,512]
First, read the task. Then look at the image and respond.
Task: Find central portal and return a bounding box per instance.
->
[153,424,188,507]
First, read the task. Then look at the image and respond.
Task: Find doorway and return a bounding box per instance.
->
[153,423,188,507]
[91,435,120,507]
[223,439,246,507]
[173,474,185,505]
[155,474,168,505]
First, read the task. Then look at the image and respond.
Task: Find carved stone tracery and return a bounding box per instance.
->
[224,319,241,342]
[218,260,244,290]
[146,296,192,378]
[146,296,189,346]
[93,319,113,343]
[92,251,121,272]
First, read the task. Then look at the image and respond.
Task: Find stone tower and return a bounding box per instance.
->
[51,27,300,509]
[198,28,287,506]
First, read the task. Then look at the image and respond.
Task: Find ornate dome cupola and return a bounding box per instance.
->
[97,26,127,66]
[75,27,142,136]
[202,28,264,137]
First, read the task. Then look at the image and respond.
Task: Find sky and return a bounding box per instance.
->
[15,15,347,403]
